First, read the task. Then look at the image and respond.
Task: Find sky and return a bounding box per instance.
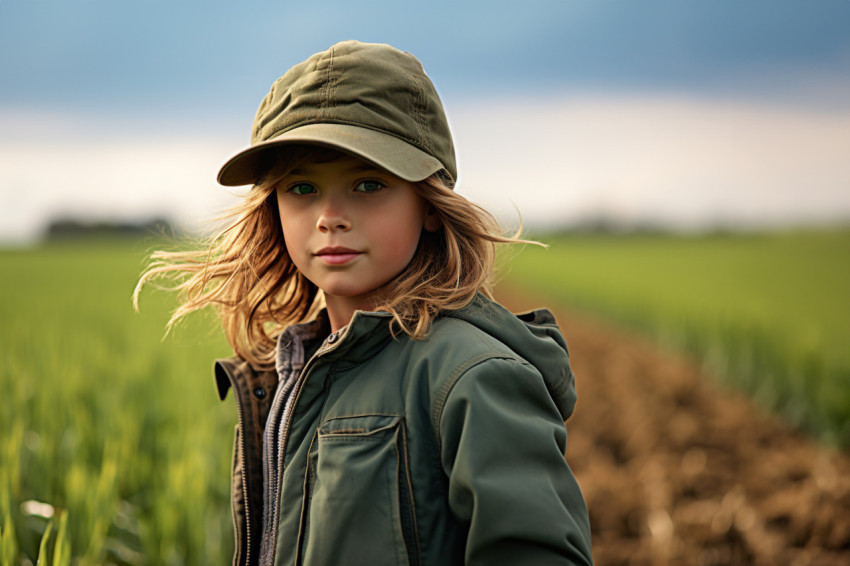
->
[1,0,849,242]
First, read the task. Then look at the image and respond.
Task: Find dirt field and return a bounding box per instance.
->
[497,289,850,566]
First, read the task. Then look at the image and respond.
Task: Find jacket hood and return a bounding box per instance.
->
[443,295,577,420]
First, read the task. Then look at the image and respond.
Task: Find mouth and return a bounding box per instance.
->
[314,246,363,265]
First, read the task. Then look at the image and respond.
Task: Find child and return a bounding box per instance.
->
[137,40,592,566]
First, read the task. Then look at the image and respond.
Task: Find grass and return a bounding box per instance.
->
[2,229,848,562]
[504,228,850,448]
[1,240,236,565]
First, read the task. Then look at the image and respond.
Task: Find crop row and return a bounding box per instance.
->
[1,242,236,564]
[504,229,850,448]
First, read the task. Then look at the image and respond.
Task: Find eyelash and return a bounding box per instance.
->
[287,183,315,196]
[355,179,385,193]
[284,179,387,195]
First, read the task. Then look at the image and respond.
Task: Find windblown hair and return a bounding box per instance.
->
[134,147,530,370]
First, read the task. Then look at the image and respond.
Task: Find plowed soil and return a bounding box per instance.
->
[497,288,850,566]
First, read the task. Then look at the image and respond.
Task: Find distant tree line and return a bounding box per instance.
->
[45,217,175,241]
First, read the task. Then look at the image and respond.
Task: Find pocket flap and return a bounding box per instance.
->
[318,414,403,437]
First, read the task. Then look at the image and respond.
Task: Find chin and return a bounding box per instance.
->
[321,284,374,300]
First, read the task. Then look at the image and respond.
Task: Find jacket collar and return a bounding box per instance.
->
[214,308,396,399]
[308,309,395,368]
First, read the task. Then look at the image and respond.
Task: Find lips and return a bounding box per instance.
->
[314,246,363,265]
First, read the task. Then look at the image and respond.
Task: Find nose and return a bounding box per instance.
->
[316,199,351,233]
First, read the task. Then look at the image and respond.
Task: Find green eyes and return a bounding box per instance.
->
[355,180,384,193]
[286,180,385,195]
[290,183,316,196]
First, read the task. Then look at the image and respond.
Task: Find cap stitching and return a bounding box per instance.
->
[317,47,335,120]
[413,75,432,154]
[327,47,336,114]
[328,51,337,113]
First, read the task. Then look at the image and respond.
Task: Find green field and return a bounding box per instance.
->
[1,230,849,563]
[505,228,850,448]
[1,241,236,565]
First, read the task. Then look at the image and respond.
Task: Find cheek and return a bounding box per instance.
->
[372,217,424,265]
[277,195,309,241]
[279,219,310,268]
[370,193,427,258]
[278,207,310,245]
[385,233,420,263]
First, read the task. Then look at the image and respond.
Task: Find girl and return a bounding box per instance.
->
[137,40,592,566]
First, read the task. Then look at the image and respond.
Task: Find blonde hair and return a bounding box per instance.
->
[134,147,529,370]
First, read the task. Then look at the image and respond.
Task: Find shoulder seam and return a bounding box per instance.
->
[431,353,518,454]
[433,316,530,361]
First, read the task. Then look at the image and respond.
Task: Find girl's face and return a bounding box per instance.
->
[276,152,441,330]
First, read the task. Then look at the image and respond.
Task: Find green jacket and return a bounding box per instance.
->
[215,295,593,566]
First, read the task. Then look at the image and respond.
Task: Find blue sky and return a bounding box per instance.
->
[1,1,849,241]
[3,1,848,111]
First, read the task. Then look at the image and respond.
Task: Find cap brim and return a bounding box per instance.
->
[217,123,446,186]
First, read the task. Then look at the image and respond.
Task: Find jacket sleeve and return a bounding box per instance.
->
[438,356,593,566]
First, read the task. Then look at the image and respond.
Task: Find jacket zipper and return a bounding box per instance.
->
[262,366,291,562]
[230,372,253,566]
[266,331,344,565]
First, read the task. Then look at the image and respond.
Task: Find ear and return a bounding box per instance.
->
[423,206,442,232]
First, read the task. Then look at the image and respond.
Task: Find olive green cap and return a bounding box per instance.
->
[217,40,457,187]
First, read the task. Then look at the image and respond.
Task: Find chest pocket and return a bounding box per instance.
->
[298,414,421,566]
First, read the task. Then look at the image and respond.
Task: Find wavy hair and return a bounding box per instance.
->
[134,147,532,369]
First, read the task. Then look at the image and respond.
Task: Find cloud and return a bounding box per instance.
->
[0,111,243,243]
[451,93,850,230]
[2,93,849,243]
